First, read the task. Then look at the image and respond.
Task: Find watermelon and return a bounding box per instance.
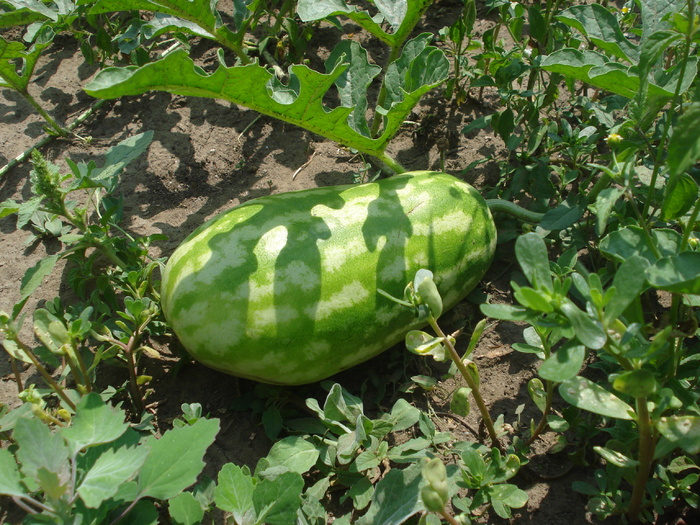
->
[161,171,496,385]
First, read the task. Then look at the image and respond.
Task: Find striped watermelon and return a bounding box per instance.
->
[161,171,496,385]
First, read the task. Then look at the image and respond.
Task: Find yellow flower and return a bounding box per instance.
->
[621,6,630,14]
[605,133,623,144]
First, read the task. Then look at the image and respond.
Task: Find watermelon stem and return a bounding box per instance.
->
[486,199,544,223]
[378,152,406,174]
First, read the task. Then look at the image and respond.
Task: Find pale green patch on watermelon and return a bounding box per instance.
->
[312,280,372,321]
[161,171,497,385]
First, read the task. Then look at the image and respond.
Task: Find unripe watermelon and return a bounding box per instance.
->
[161,171,496,385]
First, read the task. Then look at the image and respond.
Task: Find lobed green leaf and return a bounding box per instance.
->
[78,445,149,508]
[168,491,206,525]
[61,392,130,456]
[215,463,255,521]
[556,4,638,62]
[0,448,26,499]
[137,417,220,501]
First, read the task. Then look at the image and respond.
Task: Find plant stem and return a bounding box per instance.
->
[21,90,69,136]
[429,318,503,452]
[10,355,24,393]
[627,396,655,523]
[11,495,56,516]
[10,338,76,411]
[379,152,406,174]
[438,509,462,525]
[526,379,555,446]
[123,334,145,415]
[0,100,104,178]
[72,344,93,394]
[486,199,544,223]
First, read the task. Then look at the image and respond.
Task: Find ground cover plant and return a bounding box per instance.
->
[1,0,699,523]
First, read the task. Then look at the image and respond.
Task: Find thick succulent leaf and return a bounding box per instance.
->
[646,252,700,294]
[559,376,634,420]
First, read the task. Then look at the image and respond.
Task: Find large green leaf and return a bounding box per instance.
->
[0,0,57,28]
[0,31,52,92]
[325,40,381,137]
[87,0,244,46]
[657,416,700,454]
[19,254,60,309]
[515,232,553,292]
[638,0,686,44]
[137,417,219,501]
[297,0,432,47]
[73,131,154,193]
[60,392,130,456]
[538,343,586,382]
[84,47,445,161]
[78,445,149,508]
[560,299,606,350]
[253,471,304,525]
[13,415,71,481]
[604,255,650,325]
[262,436,320,475]
[557,4,638,62]
[668,102,700,178]
[381,32,449,112]
[0,448,26,499]
[540,48,693,103]
[661,173,699,221]
[169,491,206,525]
[356,462,425,525]
[600,226,681,263]
[215,463,256,522]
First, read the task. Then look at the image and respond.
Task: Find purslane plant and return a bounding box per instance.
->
[0,133,164,414]
[380,269,504,452]
[482,231,699,523]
